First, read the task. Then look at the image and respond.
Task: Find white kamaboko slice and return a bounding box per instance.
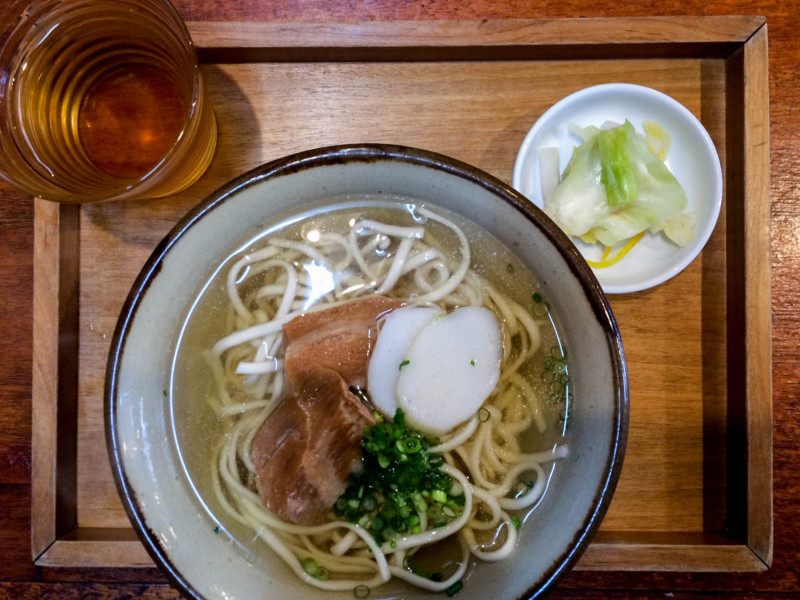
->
[396,307,502,435]
[367,306,444,418]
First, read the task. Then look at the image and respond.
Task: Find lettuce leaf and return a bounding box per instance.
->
[544,120,692,247]
[598,124,637,208]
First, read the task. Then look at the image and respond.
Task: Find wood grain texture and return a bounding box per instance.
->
[30,199,60,560]
[740,23,773,568]
[188,16,765,48]
[0,484,38,580]
[67,56,731,541]
[187,17,764,61]
[0,582,181,599]
[31,200,81,559]
[2,583,797,600]
[37,539,153,569]
[0,188,33,488]
[22,14,776,582]
[0,0,798,598]
[29,29,772,581]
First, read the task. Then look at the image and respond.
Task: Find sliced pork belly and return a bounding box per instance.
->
[284,330,374,392]
[250,297,403,526]
[283,295,402,344]
[283,295,403,390]
[251,365,377,525]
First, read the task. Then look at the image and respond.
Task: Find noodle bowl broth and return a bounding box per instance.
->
[170,198,572,596]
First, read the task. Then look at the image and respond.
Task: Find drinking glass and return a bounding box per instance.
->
[0,0,217,202]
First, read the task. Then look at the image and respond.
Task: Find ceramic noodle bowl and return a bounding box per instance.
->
[105,145,629,600]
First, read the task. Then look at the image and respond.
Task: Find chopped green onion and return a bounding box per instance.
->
[542,339,571,430]
[212,526,220,534]
[512,517,522,530]
[506,263,515,273]
[445,580,464,597]
[431,489,447,503]
[399,359,410,370]
[302,557,318,576]
[396,436,422,454]
[407,561,429,578]
[470,359,476,366]
[391,515,408,532]
[433,474,452,491]
[353,584,370,598]
[532,292,552,316]
[316,566,330,581]
[478,407,490,422]
[334,409,457,545]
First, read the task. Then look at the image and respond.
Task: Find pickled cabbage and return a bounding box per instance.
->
[543,120,693,247]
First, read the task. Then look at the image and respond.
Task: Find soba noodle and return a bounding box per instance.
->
[181,201,570,594]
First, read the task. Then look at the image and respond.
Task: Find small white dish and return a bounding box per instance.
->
[512,83,723,294]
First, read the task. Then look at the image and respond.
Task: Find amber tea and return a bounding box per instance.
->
[0,0,217,202]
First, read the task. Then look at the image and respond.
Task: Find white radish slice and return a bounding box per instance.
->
[396,307,501,435]
[367,306,444,418]
[538,146,560,201]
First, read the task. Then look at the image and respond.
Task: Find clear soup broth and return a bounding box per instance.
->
[170,198,571,594]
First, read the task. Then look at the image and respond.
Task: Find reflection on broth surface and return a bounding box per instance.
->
[171,197,571,595]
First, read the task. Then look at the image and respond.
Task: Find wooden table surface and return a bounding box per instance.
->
[1,1,797,599]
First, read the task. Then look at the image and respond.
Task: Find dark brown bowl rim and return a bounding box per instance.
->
[105,143,629,600]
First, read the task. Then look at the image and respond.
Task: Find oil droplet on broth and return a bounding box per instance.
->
[78,64,188,179]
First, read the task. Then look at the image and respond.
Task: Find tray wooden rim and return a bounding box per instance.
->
[30,16,772,574]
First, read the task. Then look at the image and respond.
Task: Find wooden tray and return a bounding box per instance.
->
[31,17,772,573]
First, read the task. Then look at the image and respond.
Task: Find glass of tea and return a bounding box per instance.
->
[0,0,217,203]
